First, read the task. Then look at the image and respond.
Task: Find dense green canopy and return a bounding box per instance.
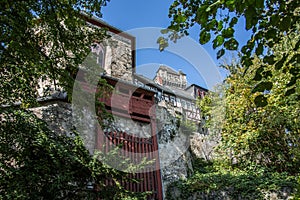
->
[0,0,108,104]
[0,1,145,199]
[160,0,300,106]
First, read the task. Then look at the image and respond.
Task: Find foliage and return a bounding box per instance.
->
[166,159,298,200]
[0,0,109,105]
[177,116,197,135]
[0,109,146,200]
[203,63,300,172]
[294,176,300,199]
[162,1,300,197]
[197,28,300,173]
[161,0,300,106]
[0,0,148,199]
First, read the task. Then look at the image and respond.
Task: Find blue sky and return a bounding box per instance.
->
[101,0,250,89]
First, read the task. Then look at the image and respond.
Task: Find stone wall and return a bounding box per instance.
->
[30,95,214,200]
[30,100,98,154]
[102,115,151,138]
[103,32,133,82]
[30,101,73,136]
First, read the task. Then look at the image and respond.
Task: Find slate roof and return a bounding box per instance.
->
[169,87,194,101]
[102,74,156,93]
[185,83,208,92]
[133,74,174,94]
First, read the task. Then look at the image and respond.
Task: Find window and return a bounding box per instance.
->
[132,91,142,97]
[118,87,129,95]
[181,100,186,108]
[187,102,191,109]
[191,103,195,110]
[91,43,105,69]
[164,95,169,102]
[143,95,152,101]
[170,96,176,106]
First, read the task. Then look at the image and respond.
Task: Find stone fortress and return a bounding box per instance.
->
[31,16,213,200]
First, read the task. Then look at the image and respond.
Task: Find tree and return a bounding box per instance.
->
[0,0,108,105]
[0,109,144,200]
[198,30,300,173]
[0,1,145,199]
[160,0,300,106]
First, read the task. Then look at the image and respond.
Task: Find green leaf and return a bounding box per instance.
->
[265,28,277,41]
[208,19,217,29]
[287,76,297,87]
[253,66,264,81]
[293,39,300,51]
[241,45,249,54]
[275,53,287,70]
[217,49,225,59]
[160,29,169,34]
[287,54,300,66]
[157,37,169,51]
[225,0,235,6]
[242,56,253,69]
[254,94,268,107]
[262,70,272,79]
[213,35,224,49]
[224,38,239,50]
[263,55,276,65]
[289,66,300,76]
[285,87,296,96]
[255,43,263,55]
[229,17,238,27]
[176,15,187,23]
[196,5,209,24]
[217,21,223,31]
[279,16,291,31]
[199,30,211,44]
[222,27,234,38]
[245,6,256,30]
[255,0,264,8]
[270,15,280,26]
[253,73,263,81]
[252,81,273,93]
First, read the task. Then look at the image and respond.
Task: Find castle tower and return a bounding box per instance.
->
[153,65,187,89]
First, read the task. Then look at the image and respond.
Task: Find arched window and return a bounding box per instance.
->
[91,43,105,68]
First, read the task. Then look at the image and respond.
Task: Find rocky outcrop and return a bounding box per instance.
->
[155,103,210,199]
[30,101,98,154]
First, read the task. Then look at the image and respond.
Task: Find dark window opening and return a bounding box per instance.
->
[132,92,142,97]
[118,87,129,95]
[143,95,152,101]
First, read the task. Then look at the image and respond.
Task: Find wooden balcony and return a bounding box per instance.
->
[100,77,156,122]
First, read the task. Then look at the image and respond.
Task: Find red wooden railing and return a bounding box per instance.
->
[97,131,162,199]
